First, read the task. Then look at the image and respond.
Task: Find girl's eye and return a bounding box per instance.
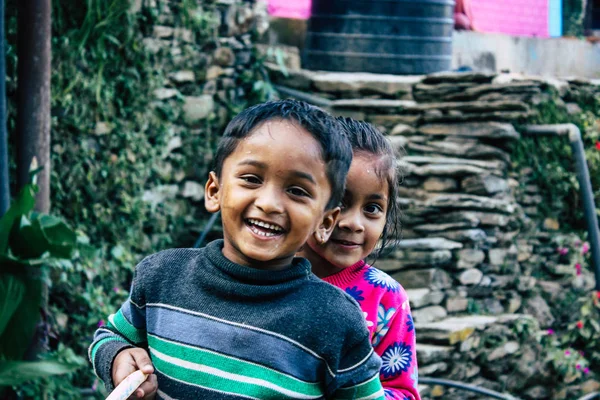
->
[288,186,310,197]
[241,175,261,184]
[364,204,384,215]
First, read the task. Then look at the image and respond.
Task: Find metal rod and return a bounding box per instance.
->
[194,211,220,248]
[578,392,600,400]
[273,84,333,109]
[419,377,520,400]
[523,124,600,291]
[0,0,9,216]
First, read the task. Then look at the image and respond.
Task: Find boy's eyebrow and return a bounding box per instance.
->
[290,170,316,184]
[238,159,267,168]
[238,159,316,184]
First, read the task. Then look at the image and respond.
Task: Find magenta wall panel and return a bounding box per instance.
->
[265,0,550,37]
[471,0,549,37]
[268,0,311,19]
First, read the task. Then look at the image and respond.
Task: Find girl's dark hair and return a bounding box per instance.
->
[213,100,352,210]
[336,117,402,259]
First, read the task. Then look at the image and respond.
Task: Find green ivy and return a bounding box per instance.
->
[4,0,236,395]
[513,91,600,229]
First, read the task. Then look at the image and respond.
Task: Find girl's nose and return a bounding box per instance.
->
[338,209,364,233]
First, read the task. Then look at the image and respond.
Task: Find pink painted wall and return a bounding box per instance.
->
[268,0,311,20]
[266,0,550,38]
[471,0,549,37]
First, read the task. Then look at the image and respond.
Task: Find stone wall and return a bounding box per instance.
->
[270,65,600,398]
[133,0,268,244]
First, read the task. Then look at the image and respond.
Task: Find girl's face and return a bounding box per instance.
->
[305,153,389,275]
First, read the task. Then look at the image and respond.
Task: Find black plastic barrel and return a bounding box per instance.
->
[302,0,455,75]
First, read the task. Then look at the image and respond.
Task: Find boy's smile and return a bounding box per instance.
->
[205,119,336,270]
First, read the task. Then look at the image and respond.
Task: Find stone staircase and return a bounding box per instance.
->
[270,65,600,399]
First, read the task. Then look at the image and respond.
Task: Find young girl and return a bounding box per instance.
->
[300,118,420,400]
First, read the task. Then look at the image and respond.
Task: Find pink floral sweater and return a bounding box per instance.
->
[323,260,421,400]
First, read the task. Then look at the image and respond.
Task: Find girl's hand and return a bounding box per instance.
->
[112,348,157,399]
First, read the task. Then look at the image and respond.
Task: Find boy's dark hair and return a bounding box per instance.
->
[336,117,402,259]
[213,100,352,210]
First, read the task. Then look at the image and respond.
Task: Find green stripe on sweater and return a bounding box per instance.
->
[334,374,385,400]
[148,341,324,399]
[109,310,146,344]
[90,337,129,370]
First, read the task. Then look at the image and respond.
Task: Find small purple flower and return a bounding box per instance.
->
[565,350,571,356]
[579,350,585,356]
[582,242,590,255]
[584,367,590,374]
[575,263,582,276]
[547,329,555,335]
[113,287,119,293]
[574,239,582,248]
[576,364,581,370]
[97,319,105,327]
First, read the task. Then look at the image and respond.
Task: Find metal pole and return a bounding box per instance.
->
[17,0,51,362]
[16,0,51,213]
[419,377,520,400]
[568,128,600,292]
[0,0,9,216]
[523,124,600,291]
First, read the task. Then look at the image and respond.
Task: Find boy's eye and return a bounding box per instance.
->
[240,175,261,184]
[364,204,384,215]
[288,186,310,197]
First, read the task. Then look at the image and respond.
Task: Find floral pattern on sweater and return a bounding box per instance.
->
[323,261,421,400]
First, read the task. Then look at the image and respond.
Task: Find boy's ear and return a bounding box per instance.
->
[314,207,340,244]
[204,171,221,213]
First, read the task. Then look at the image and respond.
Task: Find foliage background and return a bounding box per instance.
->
[6,0,270,396]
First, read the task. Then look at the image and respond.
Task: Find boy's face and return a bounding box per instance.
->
[205,119,337,270]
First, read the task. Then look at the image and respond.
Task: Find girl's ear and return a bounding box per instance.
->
[314,207,340,244]
[204,171,221,213]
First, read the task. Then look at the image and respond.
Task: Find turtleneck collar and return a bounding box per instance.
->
[321,260,367,288]
[205,240,311,285]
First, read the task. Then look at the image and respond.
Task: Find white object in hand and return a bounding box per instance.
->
[106,370,148,400]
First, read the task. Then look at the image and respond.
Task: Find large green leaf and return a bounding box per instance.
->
[0,185,37,258]
[8,213,76,262]
[0,274,42,360]
[8,215,48,260]
[36,214,77,259]
[0,359,83,387]
[0,275,25,337]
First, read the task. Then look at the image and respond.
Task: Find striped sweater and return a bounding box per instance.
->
[89,240,385,399]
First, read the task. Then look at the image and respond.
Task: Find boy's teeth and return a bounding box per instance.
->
[248,219,283,232]
[250,225,277,237]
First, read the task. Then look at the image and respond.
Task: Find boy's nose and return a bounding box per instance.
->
[254,186,285,214]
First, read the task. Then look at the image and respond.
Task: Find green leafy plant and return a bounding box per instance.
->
[536,235,599,388]
[514,91,600,229]
[0,183,85,387]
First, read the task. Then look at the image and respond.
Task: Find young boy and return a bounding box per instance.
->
[89,100,385,399]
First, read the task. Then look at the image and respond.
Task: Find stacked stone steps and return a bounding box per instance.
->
[272,66,600,399]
